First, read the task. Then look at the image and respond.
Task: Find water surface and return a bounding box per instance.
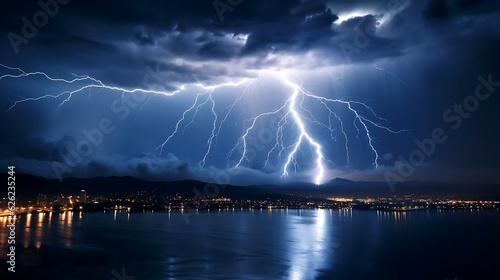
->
[1,209,499,279]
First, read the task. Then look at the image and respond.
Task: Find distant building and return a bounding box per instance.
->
[80,190,87,204]
[55,194,68,206]
[37,194,52,206]
[212,197,231,202]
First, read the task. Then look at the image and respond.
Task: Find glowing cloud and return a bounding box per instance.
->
[1,64,408,185]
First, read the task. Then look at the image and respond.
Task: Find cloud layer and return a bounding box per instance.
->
[1,0,499,184]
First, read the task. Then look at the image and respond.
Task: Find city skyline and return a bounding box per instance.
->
[0,0,499,186]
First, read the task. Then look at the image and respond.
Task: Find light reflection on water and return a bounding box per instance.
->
[286,209,332,280]
[24,213,31,248]
[35,213,44,249]
[0,209,498,279]
[376,210,408,225]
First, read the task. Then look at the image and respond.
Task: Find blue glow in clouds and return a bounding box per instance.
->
[1,64,407,185]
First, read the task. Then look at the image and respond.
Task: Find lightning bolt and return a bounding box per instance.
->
[200,93,217,166]
[281,80,326,185]
[231,75,408,185]
[373,64,409,86]
[154,81,250,161]
[1,64,408,185]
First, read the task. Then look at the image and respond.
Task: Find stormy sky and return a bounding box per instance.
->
[0,0,499,185]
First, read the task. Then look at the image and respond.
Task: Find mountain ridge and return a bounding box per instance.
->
[5,173,500,202]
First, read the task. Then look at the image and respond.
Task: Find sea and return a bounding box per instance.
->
[1,209,499,279]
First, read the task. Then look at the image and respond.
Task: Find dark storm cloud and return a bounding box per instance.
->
[328,14,405,63]
[423,0,450,20]
[134,32,155,46]
[0,152,280,185]
[423,0,500,22]
[0,0,417,87]
[2,0,499,68]
[1,0,499,183]
[0,103,57,161]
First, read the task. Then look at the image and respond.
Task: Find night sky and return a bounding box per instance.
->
[0,0,499,185]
